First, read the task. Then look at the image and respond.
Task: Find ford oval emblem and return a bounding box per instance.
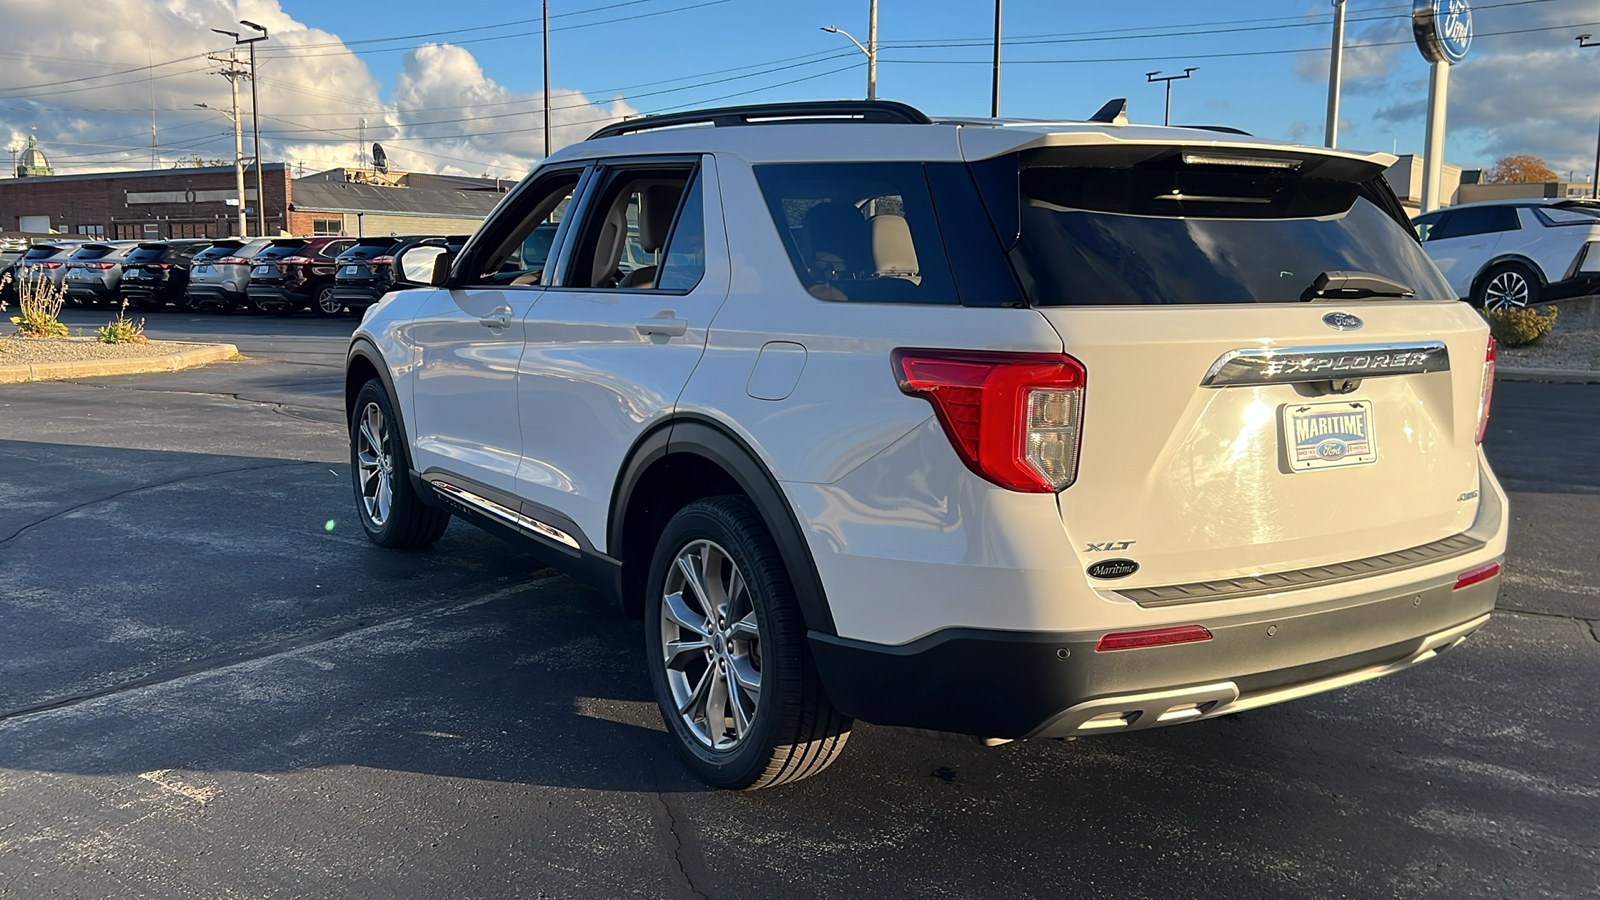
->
[1323,311,1363,331]
[1087,559,1140,580]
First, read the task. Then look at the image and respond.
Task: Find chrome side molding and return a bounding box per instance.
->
[430,479,582,549]
[1201,342,1450,388]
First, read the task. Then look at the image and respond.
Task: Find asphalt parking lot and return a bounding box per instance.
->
[1,309,1596,899]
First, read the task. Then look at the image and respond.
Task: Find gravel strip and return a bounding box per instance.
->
[1498,331,1600,372]
[0,335,212,365]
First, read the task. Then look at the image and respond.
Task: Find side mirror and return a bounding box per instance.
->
[395,244,450,286]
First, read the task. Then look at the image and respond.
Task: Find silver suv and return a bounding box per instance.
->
[345,101,1507,789]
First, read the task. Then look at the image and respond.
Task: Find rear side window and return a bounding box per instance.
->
[1431,205,1520,240]
[754,162,957,304]
[981,148,1454,306]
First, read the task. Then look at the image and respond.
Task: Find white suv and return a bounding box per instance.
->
[345,101,1507,789]
[1412,198,1600,309]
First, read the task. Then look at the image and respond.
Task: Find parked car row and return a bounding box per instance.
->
[0,233,472,316]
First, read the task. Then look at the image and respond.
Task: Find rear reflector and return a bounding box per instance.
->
[1454,561,1501,591]
[1095,625,1213,652]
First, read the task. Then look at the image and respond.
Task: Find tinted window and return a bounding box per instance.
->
[70,246,115,261]
[125,246,167,263]
[1534,205,1600,225]
[1431,205,1519,240]
[319,240,355,258]
[338,239,400,261]
[991,152,1453,305]
[657,171,706,292]
[256,243,308,260]
[193,245,241,261]
[754,162,957,304]
[1412,211,1444,241]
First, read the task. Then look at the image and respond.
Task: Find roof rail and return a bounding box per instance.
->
[1176,124,1253,136]
[587,100,932,141]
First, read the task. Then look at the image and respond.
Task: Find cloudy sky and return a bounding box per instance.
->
[2,0,1598,180]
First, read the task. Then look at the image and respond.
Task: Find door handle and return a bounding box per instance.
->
[636,311,688,338]
[478,306,512,329]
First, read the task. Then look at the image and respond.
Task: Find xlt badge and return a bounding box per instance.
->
[1085,541,1136,552]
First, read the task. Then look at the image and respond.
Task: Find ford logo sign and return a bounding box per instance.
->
[1413,0,1473,65]
[1323,311,1364,331]
[1087,559,1140,580]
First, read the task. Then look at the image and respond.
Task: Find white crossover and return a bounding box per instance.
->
[1412,197,1600,309]
[344,100,1507,789]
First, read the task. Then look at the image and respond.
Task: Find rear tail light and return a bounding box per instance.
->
[1476,337,1495,445]
[1096,625,1213,652]
[216,256,248,265]
[279,256,313,265]
[88,262,115,269]
[40,261,61,269]
[1454,561,1501,591]
[893,348,1087,493]
[369,255,393,266]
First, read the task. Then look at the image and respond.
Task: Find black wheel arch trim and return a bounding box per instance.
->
[1473,255,1548,292]
[346,337,410,454]
[609,415,838,637]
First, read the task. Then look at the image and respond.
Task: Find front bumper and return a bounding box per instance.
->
[809,571,1499,739]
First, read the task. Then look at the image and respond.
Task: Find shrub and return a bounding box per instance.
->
[7,266,69,338]
[1482,304,1558,347]
[96,300,148,345]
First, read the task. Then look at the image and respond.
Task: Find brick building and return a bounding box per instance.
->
[0,163,509,240]
[0,164,291,239]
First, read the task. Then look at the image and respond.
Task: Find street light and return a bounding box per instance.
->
[1579,34,1600,198]
[822,23,876,100]
[196,102,247,238]
[1146,67,1198,127]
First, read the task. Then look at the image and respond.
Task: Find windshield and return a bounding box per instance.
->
[990,150,1454,306]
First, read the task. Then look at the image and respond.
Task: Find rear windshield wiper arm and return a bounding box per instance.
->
[1301,270,1415,302]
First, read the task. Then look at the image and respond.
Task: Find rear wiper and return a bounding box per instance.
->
[1301,270,1415,302]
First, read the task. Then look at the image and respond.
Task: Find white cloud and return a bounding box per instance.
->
[0,0,631,178]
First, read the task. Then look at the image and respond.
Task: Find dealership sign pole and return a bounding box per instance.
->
[1414,0,1472,212]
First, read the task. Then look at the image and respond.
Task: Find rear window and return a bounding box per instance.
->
[22,246,67,260]
[256,243,308,261]
[193,244,241,261]
[982,148,1455,306]
[125,246,168,263]
[338,239,400,261]
[70,246,119,261]
[754,162,958,304]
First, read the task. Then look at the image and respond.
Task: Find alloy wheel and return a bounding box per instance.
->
[659,538,762,751]
[1484,270,1530,311]
[355,401,394,527]
[317,287,343,316]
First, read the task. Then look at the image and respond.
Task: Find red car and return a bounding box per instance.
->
[245,236,356,317]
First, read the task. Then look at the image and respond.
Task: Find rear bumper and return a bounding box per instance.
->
[331,284,385,307]
[185,284,246,306]
[65,282,117,301]
[248,285,310,308]
[809,571,1500,739]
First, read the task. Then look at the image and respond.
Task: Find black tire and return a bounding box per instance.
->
[1473,261,1541,311]
[311,285,344,318]
[349,379,451,549]
[644,496,851,790]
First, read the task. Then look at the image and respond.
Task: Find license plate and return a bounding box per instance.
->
[341,265,361,276]
[1283,400,1377,472]
[193,265,211,274]
[253,265,272,275]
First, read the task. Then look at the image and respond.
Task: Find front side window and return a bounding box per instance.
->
[1412,211,1444,241]
[754,162,957,304]
[468,170,582,287]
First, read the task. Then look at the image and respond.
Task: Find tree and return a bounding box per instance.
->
[1488,154,1558,184]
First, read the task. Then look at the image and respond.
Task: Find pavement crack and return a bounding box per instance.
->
[0,461,316,549]
[642,733,712,900]
[0,575,560,725]
[1499,608,1600,643]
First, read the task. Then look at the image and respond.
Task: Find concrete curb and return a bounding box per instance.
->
[1497,366,1600,385]
[0,341,239,384]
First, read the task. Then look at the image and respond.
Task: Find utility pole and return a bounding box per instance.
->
[543,0,552,158]
[198,51,247,239]
[1325,0,1346,148]
[1579,35,1600,199]
[990,0,1002,117]
[149,42,159,168]
[867,0,877,102]
[1146,68,1198,126]
[238,21,269,236]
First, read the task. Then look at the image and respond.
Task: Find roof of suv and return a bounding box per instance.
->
[560,99,1396,170]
